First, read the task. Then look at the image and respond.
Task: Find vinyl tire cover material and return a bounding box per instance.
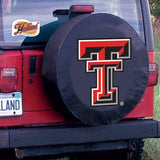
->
[42,13,149,125]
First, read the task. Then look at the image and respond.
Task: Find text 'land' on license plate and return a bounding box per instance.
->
[0,92,22,117]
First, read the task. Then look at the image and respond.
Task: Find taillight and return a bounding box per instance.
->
[70,5,94,13]
[0,68,18,93]
[147,63,158,87]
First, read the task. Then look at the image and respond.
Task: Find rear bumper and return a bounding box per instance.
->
[1,119,160,149]
[1,119,160,158]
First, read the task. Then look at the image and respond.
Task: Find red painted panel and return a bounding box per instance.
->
[148,51,155,63]
[22,50,53,111]
[0,50,66,127]
[125,51,155,118]
[125,87,154,118]
[0,110,66,127]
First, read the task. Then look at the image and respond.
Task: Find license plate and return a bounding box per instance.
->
[0,92,22,117]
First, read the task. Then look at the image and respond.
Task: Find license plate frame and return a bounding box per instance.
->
[0,92,23,117]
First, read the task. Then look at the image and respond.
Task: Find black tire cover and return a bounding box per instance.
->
[42,13,148,125]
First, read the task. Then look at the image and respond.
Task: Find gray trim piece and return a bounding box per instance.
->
[8,119,160,148]
[0,130,9,148]
[157,119,160,137]
[16,141,128,159]
[0,119,159,151]
[140,0,154,51]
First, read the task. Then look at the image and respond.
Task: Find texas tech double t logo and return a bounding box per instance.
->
[78,39,131,106]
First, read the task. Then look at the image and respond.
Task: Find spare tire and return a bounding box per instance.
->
[42,13,148,125]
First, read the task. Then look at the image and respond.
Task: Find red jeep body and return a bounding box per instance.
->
[0,50,155,127]
[0,0,156,127]
[0,0,159,159]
